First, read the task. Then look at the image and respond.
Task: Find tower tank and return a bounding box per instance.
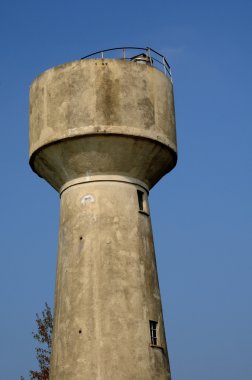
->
[29,47,177,380]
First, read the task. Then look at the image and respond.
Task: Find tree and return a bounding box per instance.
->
[21,303,53,380]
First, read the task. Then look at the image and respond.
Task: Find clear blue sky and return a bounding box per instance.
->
[0,0,251,379]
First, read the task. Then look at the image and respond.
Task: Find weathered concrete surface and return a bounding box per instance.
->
[29,59,177,190]
[50,179,171,379]
[29,58,177,379]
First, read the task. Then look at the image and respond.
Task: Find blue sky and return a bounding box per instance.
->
[0,0,251,379]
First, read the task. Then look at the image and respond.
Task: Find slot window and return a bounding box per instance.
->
[137,190,144,211]
[150,320,158,346]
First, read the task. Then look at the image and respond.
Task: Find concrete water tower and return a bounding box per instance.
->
[29,47,177,379]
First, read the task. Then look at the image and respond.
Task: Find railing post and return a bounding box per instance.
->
[163,56,166,76]
[147,48,152,65]
[169,67,173,83]
[123,48,126,59]
[101,51,104,59]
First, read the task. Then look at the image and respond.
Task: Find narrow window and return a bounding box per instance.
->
[137,190,144,211]
[150,320,158,346]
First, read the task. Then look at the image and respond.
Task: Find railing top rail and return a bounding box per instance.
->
[80,47,172,80]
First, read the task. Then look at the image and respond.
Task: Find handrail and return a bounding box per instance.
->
[80,47,172,80]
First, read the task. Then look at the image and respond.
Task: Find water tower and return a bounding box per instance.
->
[29,47,177,379]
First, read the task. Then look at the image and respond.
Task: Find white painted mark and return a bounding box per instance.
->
[80,194,95,205]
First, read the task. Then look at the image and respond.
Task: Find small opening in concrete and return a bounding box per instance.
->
[79,329,82,334]
[149,320,158,346]
[137,190,144,211]
[80,236,83,240]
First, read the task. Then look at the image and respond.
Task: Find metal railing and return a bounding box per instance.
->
[80,47,172,80]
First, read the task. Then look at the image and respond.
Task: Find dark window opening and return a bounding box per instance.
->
[137,190,144,211]
[150,320,158,345]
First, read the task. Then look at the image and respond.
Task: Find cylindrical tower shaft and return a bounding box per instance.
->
[50,177,170,379]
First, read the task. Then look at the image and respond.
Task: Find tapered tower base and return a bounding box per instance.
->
[50,176,170,380]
